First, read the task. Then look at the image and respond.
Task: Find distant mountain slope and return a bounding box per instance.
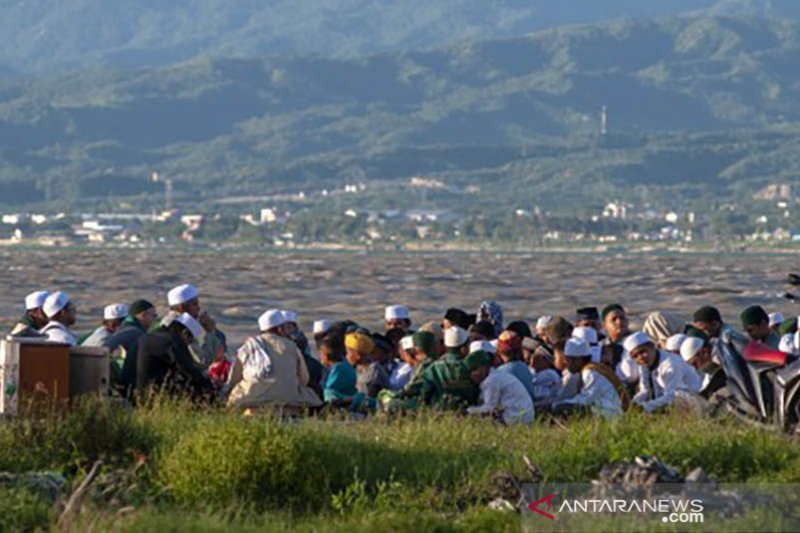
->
[2,0,799,75]
[2,16,800,208]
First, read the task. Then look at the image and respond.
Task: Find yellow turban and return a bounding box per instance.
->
[345,332,375,356]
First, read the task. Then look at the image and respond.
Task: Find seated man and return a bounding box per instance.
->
[421,346,480,411]
[624,331,702,413]
[136,312,215,400]
[527,349,561,408]
[740,305,781,350]
[103,299,158,395]
[227,309,322,410]
[551,339,627,418]
[385,305,412,334]
[319,336,357,405]
[10,291,49,337]
[495,330,536,402]
[162,284,227,368]
[679,335,723,399]
[466,351,534,425]
[40,291,78,346]
[389,335,416,391]
[81,304,128,347]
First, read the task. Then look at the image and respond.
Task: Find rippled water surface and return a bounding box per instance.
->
[1,249,795,346]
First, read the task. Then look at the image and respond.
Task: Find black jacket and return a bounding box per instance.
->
[136,327,214,399]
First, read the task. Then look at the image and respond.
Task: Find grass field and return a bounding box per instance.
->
[1,397,798,531]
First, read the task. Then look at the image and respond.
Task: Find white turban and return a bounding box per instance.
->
[43,291,70,318]
[622,331,653,354]
[258,309,286,332]
[167,284,198,306]
[25,291,49,311]
[385,305,410,321]
[104,304,129,320]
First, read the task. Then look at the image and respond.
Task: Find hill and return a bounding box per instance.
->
[3,0,800,75]
[2,16,800,210]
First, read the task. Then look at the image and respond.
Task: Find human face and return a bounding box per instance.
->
[345,347,362,366]
[30,308,48,328]
[319,345,334,367]
[576,318,599,331]
[693,320,722,339]
[179,298,201,319]
[688,346,712,370]
[386,318,410,332]
[470,365,490,384]
[136,307,158,330]
[604,310,629,340]
[744,323,771,343]
[62,302,77,327]
[631,344,658,367]
[565,356,586,374]
[105,319,123,333]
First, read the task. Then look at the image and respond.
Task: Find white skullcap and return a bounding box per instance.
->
[470,340,496,354]
[769,312,785,328]
[779,334,798,356]
[400,336,415,351]
[665,333,687,353]
[444,326,469,348]
[282,310,299,323]
[175,312,203,340]
[43,291,70,318]
[680,336,705,362]
[25,291,49,310]
[385,305,410,321]
[167,284,198,306]
[572,326,598,345]
[564,338,591,358]
[259,309,286,332]
[622,331,653,354]
[536,316,553,330]
[104,304,129,320]
[313,319,332,335]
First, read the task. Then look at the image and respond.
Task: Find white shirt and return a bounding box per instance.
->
[616,351,640,385]
[468,369,534,425]
[40,321,77,346]
[557,366,622,418]
[530,368,561,405]
[633,351,702,412]
[81,325,111,347]
[389,362,414,391]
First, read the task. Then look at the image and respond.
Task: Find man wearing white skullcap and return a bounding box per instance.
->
[443,326,470,361]
[626,332,702,413]
[226,308,322,409]
[384,305,411,333]
[534,316,552,339]
[39,291,78,346]
[389,335,416,391]
[81,304,129,347]
[551,339,626,418]
[665,334,687,354]
[10,290,50,337]
[572,326,601,362]
[136,312,214,399]
[161,284,227,368]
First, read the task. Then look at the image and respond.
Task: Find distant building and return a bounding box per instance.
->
[753,184,793,201]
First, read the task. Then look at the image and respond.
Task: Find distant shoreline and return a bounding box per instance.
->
[2,241,800,257]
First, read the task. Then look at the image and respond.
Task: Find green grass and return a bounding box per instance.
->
[2,397,799,531]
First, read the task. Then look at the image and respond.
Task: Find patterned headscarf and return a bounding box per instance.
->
[478,300,503,337]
